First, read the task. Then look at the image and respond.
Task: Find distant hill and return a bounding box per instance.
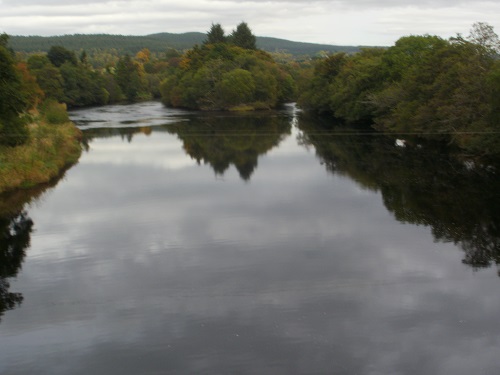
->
[9,32,361,56]
[255,36,360,55]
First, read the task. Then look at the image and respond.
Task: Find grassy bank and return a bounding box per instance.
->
[0,121,82,193]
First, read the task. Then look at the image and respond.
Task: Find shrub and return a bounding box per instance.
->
[0,114,29,146]
[41,100,70,124]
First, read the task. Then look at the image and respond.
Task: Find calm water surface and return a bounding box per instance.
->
[1,102,500,374]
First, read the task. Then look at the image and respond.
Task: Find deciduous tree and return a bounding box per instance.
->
[47,46,78,67]
[0,39,29,145]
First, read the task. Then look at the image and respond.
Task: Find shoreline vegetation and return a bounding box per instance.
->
[298,22,500,157]
[1,33,82,194]
[0,119,82,194]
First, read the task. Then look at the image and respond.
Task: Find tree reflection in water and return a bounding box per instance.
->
[297,114,500,275]
[0,211,33,320]
[80,110,500,273]
[0,169,71,321]
[167,114,291,181]
[81,113,292,181]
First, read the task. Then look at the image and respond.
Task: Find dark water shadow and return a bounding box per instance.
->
[297,114,500,275]
[0,169,73,321]
[80,110,293,181]
[166,113,292,181]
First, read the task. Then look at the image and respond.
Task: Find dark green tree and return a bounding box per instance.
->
[329,47,385,122]
[27,56,65,102]
[0,47,25,114]
[27,54,51,70]
[47,45,78,67]
[0,33,9,48]
[60,62,108,107]
[230,22,257,50]
[115,54,144,101]
[101,72,123,103]
[215,69,255,106]
[298,52,347,114]
[205,23,226,44]
[0,39,29,146]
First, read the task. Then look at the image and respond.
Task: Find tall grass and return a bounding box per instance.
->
[0,120,82,193]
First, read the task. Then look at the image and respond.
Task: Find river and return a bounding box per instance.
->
[1,101,500,374]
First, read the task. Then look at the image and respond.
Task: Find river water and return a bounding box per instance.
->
[1,101,500,374]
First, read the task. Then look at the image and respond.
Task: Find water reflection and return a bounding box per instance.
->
[297,115,500,275]
[81,126,155,150]
[0,211,32,320]
[167,114,291,180]
[3,103,500,374]
[82,112,292,181]
[0,173,70,320]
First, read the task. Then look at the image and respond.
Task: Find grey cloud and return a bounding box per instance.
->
[1,0,499,44]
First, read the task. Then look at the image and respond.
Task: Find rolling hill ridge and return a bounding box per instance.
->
[9,32,361,56]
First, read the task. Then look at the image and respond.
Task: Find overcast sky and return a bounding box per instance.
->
[1,0,499,46]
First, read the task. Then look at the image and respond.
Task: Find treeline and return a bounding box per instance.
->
[10,32,359,57]
[10,33,204,55]
[298,22,500,156]
[24,44,175,106]
[4,22,298,114]
[160,23,296,110]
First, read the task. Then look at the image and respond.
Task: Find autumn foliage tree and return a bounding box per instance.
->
[160,22,295,110]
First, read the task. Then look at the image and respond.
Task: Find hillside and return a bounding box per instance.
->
[9,32,361,56]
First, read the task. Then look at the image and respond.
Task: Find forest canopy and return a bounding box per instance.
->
[298,22,500,156]
[160,22,296,110]
[10,22,297,111]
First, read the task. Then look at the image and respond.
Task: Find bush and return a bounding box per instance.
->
[0,114,29,146]
[41,100,69,124]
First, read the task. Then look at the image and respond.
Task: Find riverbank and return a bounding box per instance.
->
[0,120,82,193]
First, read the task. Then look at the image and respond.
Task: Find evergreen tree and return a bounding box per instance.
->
[115,54,144,101]
[205,23,226,45]
[230,22,257,50]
